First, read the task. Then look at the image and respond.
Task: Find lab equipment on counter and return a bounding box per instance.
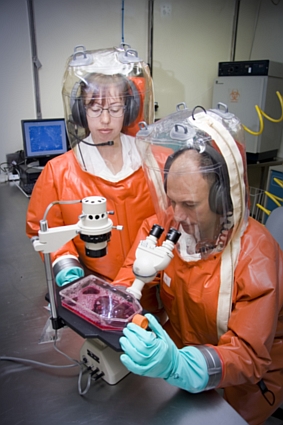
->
[76,284,143,384]
[80,338,130,385]
[31,203,180,385]
[57,221,180,385]
[59,273,142,385]
[32,195,131,385]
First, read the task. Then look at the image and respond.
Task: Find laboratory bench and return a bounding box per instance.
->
[0,182,248,425]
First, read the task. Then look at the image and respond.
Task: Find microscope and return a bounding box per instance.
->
[32,195,123,329]
[32,198,180,385]
[32,195,131,384]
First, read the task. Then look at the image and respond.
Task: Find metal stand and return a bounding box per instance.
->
[43,252,65,330]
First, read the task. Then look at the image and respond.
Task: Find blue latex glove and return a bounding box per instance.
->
[120,313,209,393]
[55,267,84,287]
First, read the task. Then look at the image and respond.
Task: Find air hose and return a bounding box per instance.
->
[243,91,283,136]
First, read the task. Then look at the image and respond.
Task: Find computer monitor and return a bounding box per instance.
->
[21,118,68,166]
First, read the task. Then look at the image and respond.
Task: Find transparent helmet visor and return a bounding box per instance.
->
[62,46,154,151]
[136,105,248,261]
[165,149,234,258]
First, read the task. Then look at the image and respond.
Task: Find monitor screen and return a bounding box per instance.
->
[21,118,68,166]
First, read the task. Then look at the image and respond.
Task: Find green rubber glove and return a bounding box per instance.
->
[120,313,209,393]
[55,267,84,287]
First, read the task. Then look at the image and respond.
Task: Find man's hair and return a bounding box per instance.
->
[164,146,232,215]
[164,147,216,191]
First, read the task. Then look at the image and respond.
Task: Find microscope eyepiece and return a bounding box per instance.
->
[166,227,181,244]
[149,224,164,239]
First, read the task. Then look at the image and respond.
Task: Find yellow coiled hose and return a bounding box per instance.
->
[242,91,283,136]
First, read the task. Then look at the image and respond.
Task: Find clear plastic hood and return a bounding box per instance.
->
[135,104,248,260]
[62,45,154,149]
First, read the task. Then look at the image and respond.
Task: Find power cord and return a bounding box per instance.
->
[52,329,105,395]
[0,328,102,396]
[0,158,24,182]
[0,161,10,174]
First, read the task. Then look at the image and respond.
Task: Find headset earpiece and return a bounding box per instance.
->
[204,145,232,215]
[123,79,140,127]
[70,81,88,128]
[209,174,227,214]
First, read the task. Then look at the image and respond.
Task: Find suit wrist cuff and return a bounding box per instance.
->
[52,255,83,278]
[197,345,222,390]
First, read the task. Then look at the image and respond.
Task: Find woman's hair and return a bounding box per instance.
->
[81,73,132,107]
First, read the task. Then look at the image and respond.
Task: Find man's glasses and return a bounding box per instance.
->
[86,104,126,118]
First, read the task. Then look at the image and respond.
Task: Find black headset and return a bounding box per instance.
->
[164,144,232,215]
[70,75,141,129]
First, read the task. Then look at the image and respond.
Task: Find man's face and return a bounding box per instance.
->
[166,150,219,242]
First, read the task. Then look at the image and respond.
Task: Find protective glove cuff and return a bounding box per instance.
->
[165,346,209,393]
[55,265,84,287]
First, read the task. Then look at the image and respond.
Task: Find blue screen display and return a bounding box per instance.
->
[22,119,68,160]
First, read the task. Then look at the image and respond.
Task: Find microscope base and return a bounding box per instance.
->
[80,339,130,385]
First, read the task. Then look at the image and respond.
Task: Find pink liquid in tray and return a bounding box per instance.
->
[60,275,142,331]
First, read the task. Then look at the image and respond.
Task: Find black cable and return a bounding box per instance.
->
[0,162,10,173]
[192,105,207,120]
[121,0,125,44]
[257,379,275,406]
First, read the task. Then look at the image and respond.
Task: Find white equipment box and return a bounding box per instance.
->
[212,60,283,162]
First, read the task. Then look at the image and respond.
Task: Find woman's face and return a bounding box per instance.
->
[85,85,125,144]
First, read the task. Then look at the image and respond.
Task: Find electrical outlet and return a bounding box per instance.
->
[161,3,172,17]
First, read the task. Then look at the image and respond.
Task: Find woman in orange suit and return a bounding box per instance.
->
[26,46,170,314]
